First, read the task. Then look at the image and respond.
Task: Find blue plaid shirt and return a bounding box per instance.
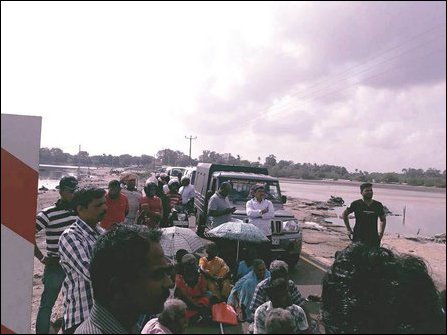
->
[249,277,306,322]
[59,218,102,330]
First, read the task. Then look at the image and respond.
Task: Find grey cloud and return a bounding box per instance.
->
[277,1,446,88]
[186,2,445,171]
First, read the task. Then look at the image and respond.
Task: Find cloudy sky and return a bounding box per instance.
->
[2,1,445,173]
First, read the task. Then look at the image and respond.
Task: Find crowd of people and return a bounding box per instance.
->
[34,176,445,334]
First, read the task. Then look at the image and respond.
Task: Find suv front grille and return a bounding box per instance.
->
[271,220,283,234]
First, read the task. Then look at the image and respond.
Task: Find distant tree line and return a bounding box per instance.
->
[40,147,446,188]
[39,147,156,168]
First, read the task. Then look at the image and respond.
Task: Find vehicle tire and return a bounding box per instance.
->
[196,213,206,237]
[284,253,300,269]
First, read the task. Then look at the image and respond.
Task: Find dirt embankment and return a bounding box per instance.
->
[284,196,446,291]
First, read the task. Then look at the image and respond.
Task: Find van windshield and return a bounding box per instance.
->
[220,178,282,203]
[170,168,186,177]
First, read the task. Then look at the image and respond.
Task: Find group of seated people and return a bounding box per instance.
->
[163,242,315,334]
[141,241,446,334]
[173,243,233,322]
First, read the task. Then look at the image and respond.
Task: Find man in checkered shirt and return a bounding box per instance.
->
[58,187,107,333]
[249,260,308,323]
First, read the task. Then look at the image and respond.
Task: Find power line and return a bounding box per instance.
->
[283,23,446,102]
[252,24,445,120]
[270,47,444,120]
[291,31,443,101]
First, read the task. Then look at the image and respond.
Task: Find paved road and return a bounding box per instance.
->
[291,252,327,300]
[186,252,328,334]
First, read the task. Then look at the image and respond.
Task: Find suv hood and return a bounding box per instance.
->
[233,208,295,219]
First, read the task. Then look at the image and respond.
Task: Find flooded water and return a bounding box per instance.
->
[38,170,76,189]
[38,164,96,189]
[280,179,446,237]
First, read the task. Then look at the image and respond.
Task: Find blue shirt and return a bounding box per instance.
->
[237,260,252,279]
[228,269,271,321]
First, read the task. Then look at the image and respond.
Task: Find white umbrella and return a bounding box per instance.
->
[207,221,269,263]
[160,226,207,260]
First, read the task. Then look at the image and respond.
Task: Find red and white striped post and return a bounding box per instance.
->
[1,114,42,334]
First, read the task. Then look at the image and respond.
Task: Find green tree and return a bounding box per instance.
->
[157,149,179,165]
[77,151,91,166]
[264,154,277,168]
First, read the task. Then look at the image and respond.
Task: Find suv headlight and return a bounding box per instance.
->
[282,220,300,233]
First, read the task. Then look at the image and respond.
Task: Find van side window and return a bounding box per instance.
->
[211,178,216,193]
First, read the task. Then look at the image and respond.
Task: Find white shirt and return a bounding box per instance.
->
[208,192,233,227]
[179,184,195,204]
[246,198,275,236]
[253,301,308,334]
[121,188,141,221]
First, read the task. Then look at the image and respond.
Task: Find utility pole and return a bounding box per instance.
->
[77,144,81,179]
[185,135,197,160]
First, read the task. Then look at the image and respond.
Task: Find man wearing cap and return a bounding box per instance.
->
[246,185,275,235]
[35,176,78,334]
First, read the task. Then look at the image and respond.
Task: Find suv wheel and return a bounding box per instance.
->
[284,253,300,269]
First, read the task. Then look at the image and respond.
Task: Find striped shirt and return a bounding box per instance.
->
[36,200,77,258]
[167,192,182,209]
[59,218,102,330]
[74,302,128,334]
[249,278,306,321]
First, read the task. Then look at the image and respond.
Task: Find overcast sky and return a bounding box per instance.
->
[2,1,446,173]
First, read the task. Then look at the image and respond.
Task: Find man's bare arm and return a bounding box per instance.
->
[378,215,387,240]
[342,209,353,238]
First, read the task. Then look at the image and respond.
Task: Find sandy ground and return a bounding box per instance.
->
[31,168,446,333]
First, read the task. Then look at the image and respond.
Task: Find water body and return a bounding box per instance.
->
[280,179,446,237]
[40,164,97,170]
[38,164,96,189]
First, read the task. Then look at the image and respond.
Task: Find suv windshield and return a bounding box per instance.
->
[220,178,282,203]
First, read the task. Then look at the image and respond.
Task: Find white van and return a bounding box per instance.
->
[165,166,187,180]
[183,166,197,185]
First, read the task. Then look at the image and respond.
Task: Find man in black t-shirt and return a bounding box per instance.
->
[342,183,386,247]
